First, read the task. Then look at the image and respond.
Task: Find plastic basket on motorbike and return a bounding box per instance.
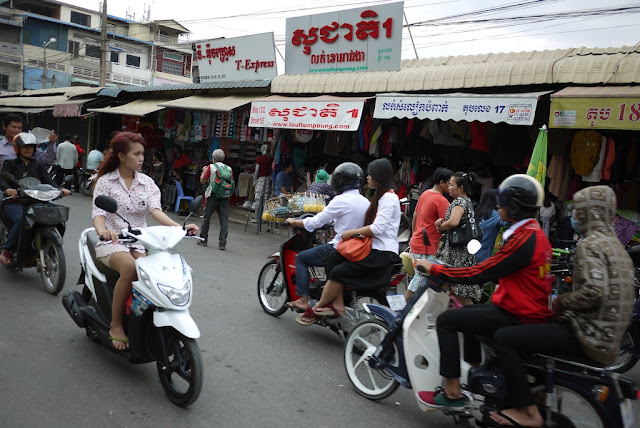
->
[29,204,70,225]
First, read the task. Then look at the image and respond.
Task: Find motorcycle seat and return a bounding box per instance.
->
[85,230,121,285]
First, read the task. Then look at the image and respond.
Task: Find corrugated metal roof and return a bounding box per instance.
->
[88,98,172,116]
[0,95,69,108]
[158,95,266,112]
[272,46,640,94]
[96,79,272,97]
[0,87,105,98]
[551,86,640,98]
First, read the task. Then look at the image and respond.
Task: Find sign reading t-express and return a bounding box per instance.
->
[196,32,277,83]
[285,2,403,75]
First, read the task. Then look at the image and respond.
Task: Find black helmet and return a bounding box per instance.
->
[331,162,363,193]
[497,174,544,221]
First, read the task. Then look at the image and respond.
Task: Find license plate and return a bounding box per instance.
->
[621,399,634,428]
[387,294,406,311]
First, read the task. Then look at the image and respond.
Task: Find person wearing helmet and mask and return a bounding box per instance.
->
[285,162,370,311]
[414,174,554,422]
[0,132,70,265]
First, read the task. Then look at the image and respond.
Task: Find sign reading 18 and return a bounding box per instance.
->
[619,103,640,122]
[495,105,505,113]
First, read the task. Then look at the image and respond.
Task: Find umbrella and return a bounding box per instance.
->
[527,124,548,188]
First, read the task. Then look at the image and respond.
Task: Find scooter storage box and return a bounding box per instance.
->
[468,365,508,400]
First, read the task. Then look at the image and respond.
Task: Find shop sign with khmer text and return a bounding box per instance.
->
[195,33,277,83]
[284,2,403,75]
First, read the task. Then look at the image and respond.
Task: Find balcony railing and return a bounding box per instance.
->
[154,34,178,45]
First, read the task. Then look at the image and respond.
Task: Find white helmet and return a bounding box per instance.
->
[14,131,38,148]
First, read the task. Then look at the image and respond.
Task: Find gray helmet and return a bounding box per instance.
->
[497,174,543,221]
[331,162,363,193]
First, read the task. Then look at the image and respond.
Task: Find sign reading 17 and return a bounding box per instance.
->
[495,105,505,113]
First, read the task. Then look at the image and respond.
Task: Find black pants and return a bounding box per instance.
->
[493,321,580,407]
[437,304,580,407]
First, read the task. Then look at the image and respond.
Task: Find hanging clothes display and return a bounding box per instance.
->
[582,136,607,183]
[570,130,602,175]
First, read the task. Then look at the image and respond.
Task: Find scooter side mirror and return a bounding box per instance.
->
[190,196,204,213]
[95,195,118,213]
[0,172,16,183]
[467,239,482,255]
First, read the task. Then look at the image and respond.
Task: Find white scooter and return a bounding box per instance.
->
[343,240,638,428]
[62,195,204,407]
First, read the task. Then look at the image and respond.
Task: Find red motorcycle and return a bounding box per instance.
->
[257,223,406,338]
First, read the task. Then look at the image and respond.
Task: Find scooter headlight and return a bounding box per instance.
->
[139,269,152,289]
[158,280,191,306]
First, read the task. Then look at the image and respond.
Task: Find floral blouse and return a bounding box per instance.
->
[92,169,161,258]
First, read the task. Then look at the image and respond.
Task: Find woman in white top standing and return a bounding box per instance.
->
[297,158,401,325]
[92,132,198,350]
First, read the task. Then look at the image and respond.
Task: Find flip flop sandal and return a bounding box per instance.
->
[109,336,129,349]
[314,303,346,317]
[481,406,541,428]
[295,307,318,326]
[286,300,308,312]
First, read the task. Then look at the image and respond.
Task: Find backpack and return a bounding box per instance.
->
[209,163,234,199]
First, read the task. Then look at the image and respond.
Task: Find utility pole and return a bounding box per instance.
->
[99,0,108,86]
[42,37,56,89]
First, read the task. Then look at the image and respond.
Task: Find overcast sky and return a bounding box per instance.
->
[64,0,640,72]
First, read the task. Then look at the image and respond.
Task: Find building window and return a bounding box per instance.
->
[0,74,9,90]
[126,55,141,68]
[162,52,184,62]
[110,51,119,63]
[161,60,183,76]
[68,41,80,58]
[85,45,101,59]
[70,11,90,27]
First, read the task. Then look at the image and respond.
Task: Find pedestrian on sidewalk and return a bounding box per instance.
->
[198,149,233,250]
[56,134,78,187]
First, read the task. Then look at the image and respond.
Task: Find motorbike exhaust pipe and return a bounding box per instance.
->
[61,290,87,328]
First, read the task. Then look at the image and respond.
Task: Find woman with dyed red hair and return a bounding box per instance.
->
[92,132,198,350]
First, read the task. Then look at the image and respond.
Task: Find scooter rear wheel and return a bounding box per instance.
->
[605,329,638,373]
[157,328,203,407]
[344,319,400,400]
[41,240,66,295]
[257,260,288,316]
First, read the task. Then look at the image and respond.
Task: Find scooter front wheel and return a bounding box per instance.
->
[344,319,400,400]
[157,328,203,407]
[257,260,288,316]
[41,240,66,295]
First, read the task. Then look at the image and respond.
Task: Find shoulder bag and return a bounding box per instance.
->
[448,202,483,247]
[337,234,372,262]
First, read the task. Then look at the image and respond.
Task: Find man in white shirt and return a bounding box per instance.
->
[86,143,106,171]
[284,162,369,311]
[0,114,23,171]
[56,134,78,187]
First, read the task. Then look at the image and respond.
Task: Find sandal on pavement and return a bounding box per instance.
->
[0,250,12,266]
[295,307,318,326]
[314,303,346,317]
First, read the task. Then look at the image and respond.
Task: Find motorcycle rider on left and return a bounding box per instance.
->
[92,132,199,350]
[0,132,71,265]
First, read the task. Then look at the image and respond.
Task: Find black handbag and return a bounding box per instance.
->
[448,204,483,247]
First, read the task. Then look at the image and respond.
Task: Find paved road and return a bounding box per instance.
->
[1,193,639,427]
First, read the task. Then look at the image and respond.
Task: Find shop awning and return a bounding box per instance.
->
[374,91,551,126]
[0,95,69,112]
[550,86,640,130]
[249,95,368,131]
[88,98,172,117]
[0,107,46,114]
[158,95,265,112]
[53,98,96,118]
